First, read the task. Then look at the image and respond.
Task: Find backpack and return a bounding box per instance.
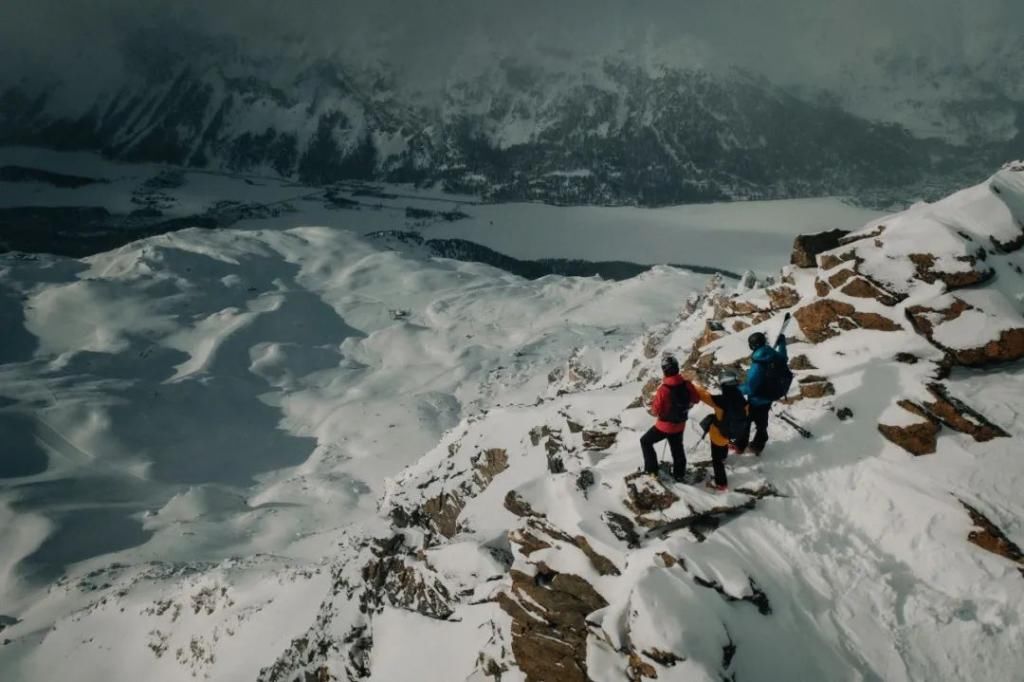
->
[714,392,749,442]
[754,352,793,401]
[659,382,693,423]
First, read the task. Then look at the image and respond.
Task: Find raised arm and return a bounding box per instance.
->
[693,382,716,408]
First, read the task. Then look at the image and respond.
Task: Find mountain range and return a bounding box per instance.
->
[3,33,1022,207]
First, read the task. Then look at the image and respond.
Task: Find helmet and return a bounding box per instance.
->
[719,370,739,387]
[661,354,680,376]
[748,332,767,351]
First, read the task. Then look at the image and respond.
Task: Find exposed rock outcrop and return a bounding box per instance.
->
[797,375,835,399]
[907,297,1024,367]
[794,299,902,343]
[361,537,455,619]
[789,354,817,370]
[582,423,619,451]
[878,401,940,455]
[922,384,1009,442]
[623,472,679,515]
[959,501,1024,573]
[907,253,993,289]
[791,229,851,268]
[497,569,607,682]
[766,285,800,310]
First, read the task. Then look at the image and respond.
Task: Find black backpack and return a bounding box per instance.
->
[755,352,793,401]
[659,382,693,423]
[714,392,749,442]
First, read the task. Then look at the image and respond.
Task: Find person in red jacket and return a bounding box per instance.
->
[641,354,699,481]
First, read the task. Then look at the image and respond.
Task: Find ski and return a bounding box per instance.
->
[775,311,792,345]
[775,409,813,438]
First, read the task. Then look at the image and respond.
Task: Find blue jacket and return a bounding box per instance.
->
[742,337,788,406]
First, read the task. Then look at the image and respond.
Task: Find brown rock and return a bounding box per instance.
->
[794,299,902,343]
[731,319,751,333]
[838,224,886,246]
[630,375,664,410]
[908,253,994,289]
[817,250,859,271]
[791,229,851,268]
[827,268,857,287]
[520,518,621,576]
[422,492,465,538]
[471,449,509,488]
[908,298,1024,367]
[798,378,835,399]
[839,276,902,306]
[950,328,1024,367]
[505,490,542,518]
[604,512,641,548]
[656,552,679,568]
[877,401,939,455]
[767,286,800,310]
[720,298,766,317]
[624,472,679,514]
[906,298,973,337]
[572,535,621,577]
[582,426,618,451]
[814,278,831,297]
[642,331,665,359]
[696,320,726,348]
[800,383,835,399]
[509,529,553,556]
[991,229,1024,254]
[922,383,1009,442]
[628,652,658,679]
[789,354,817,370]
[361,554,454,619]
[498,569,608,682]
[960,501,1024,565]
[643,648,683,667]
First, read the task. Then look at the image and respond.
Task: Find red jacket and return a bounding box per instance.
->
[651,374,699,434]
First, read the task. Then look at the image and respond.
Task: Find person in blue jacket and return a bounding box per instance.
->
[735,331,787,455]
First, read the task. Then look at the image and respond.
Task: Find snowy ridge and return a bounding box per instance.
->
[1,167,1024,680]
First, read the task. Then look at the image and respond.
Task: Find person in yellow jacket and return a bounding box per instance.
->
[692,370,749,492]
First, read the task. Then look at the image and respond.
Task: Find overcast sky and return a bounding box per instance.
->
[2,0,1022,92]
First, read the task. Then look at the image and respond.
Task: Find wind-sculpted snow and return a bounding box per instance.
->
[0,221,707,679]
[1,167,1024,680]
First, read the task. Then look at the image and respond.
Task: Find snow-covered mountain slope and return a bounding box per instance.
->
[1,164,1023,681]
[3,34,1020,207]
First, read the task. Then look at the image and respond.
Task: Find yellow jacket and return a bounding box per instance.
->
[694,384,747,447]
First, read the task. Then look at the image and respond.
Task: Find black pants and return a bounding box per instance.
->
[736,403,771,452]
[711,443,728,486]
[640,426,685,477]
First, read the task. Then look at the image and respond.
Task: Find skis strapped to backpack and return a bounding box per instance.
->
[754,312,794,401]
